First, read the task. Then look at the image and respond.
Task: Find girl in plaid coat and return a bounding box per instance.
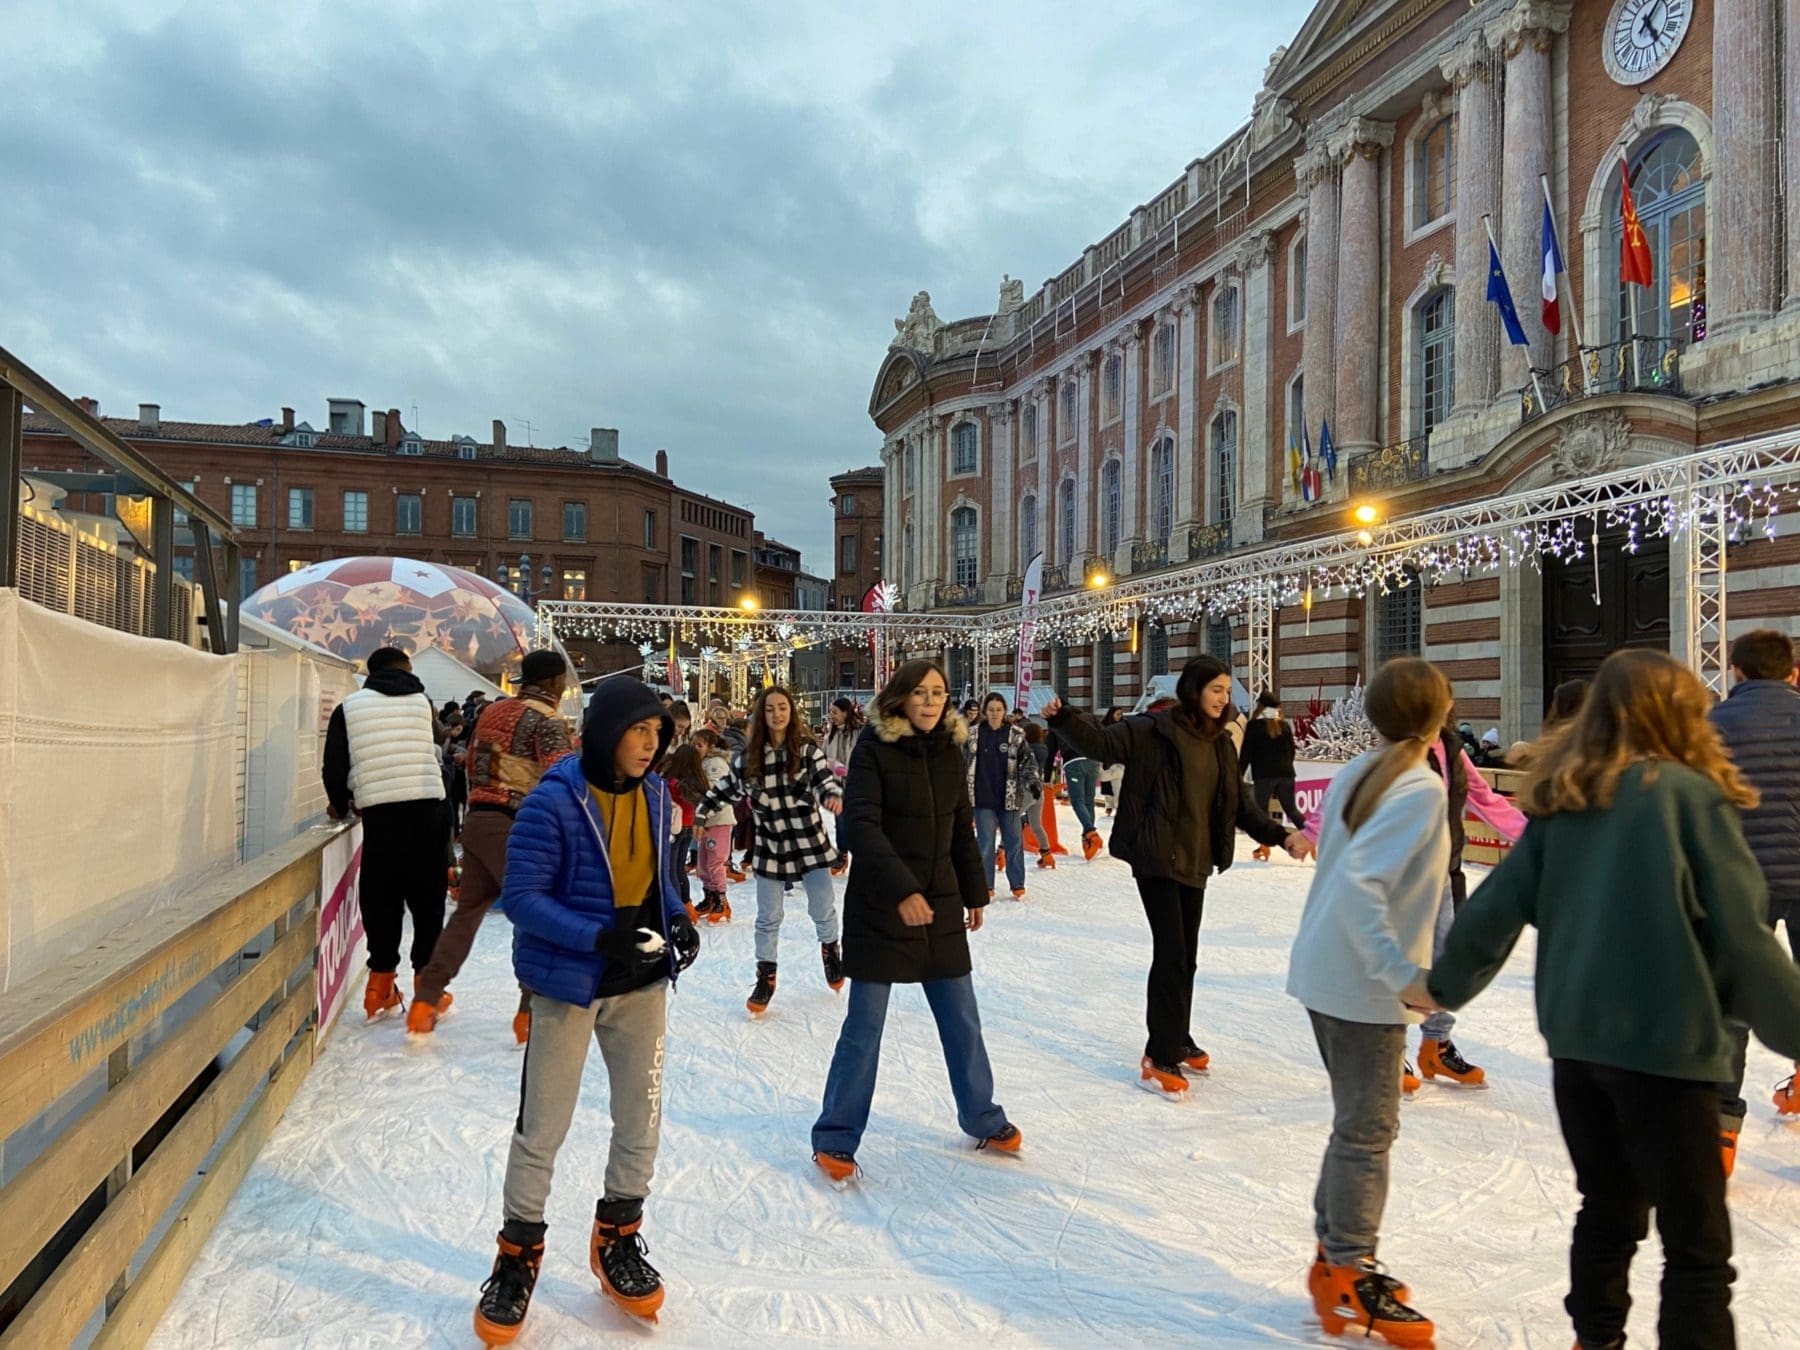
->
[695,686,844,1016]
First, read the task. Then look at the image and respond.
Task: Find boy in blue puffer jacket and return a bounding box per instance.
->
[474,680,700,1345]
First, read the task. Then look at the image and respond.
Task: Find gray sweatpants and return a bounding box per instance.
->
[1309,1009,1406,1267]
[503,981,668,1225]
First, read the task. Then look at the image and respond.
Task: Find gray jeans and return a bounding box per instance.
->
[753,869,839,964]
[503,982,668,1224]
[1310,1010,1406,1267]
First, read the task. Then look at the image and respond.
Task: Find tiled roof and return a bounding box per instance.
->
[830,465,885,484]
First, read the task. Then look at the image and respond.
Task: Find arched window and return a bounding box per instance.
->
[1415,116,1457,227]
[1095,637,1115,705]
[903,523,915,587]
[1020,494,1038,564]
[1289,235,1307,325]
[1375,567,1423,663]
[904,443,916,497]
[1416,288,1456,436]
[1151,437,1175,540]
[1153,323,1176,394]
[1101,459,1122,555]
[1210,287,1241,368]
[951,507,979,586]
[1146,622,1169,677]
[1059,478,1077,565]
[1103,354,1123,421]
[1210,411,1238,524]
[1610,130,1706,345]
[951,421,978,475]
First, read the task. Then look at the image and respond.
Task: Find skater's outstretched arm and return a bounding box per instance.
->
[805,743,844,811]
[1427,828,1540,1010]
[1045,702,1136,766]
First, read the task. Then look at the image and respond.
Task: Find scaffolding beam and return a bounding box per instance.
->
[1685,470,1729,694]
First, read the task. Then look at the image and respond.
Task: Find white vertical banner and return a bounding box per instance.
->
[1015,552,1044,710]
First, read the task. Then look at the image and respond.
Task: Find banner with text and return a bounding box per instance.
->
[1015,553,1044,710]
[317,822,366,1046]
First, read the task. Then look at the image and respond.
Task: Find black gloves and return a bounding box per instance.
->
[595,923,669,975]
[669,911,700,973]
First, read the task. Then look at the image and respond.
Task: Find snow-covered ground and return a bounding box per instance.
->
[152,805,1800,1348]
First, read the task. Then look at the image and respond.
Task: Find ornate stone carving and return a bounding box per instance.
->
[1294,143,1336,189]
[1417,251,1449,295]
[997,275,1024,314]
[1419,88,1454,123]
[1236,230,1279,272]
[1486,0,1572,60]
[985,400,1012,427]
[1441,32,1493,88]
[1550,410,1633,480]
[892,291,943,350]
[1327,116,1395,162]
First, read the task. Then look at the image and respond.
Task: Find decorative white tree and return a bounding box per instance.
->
[1295,681,1377,762]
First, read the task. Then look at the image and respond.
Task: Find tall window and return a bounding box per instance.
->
[1206,617,1233,667]
[1103,354,1122,421]
[642,565,662,603]
[1020,494,1038,563]
[904,443,916,496]
[1288,375,1306,453]
[230,484,256,528]
[951,421,978,475]
[563,501,587,541]
[1415,116,1457,227]
[238,556,259,599]
[1151,437,1175,540]
[174,481,193,528]
[1147,622,1169,677]
[643,509,656,549]
[509,498,532,540]
[708,544,722,604]
[951,507,979,586]
[1101,460,1122,555]
[1210,411,1238,524]
[839,494,856,515]
[173,555,195,583]
[1417,289,1456,435]
[1376,568,1424,662]
[1058,478,1077,565]
[947,648,974,702]
[1059,380,1077,441]
[342,490,368,533]
[731,551,747,590]
[1290,236,1307,325]
[1153,323,1175,394]
[1023,403,1038,457]
[452,496,477,537]
[903,524,915,587]
[562,570,588,602]
[839,534,858,573]
[396,493,422,535]
[1612,130,1707,345]
[1051,642,1070,694]
[1211,286,1241,367]
[1095,637,1115,705]
[287,487,313,529]
[680,537,698,605]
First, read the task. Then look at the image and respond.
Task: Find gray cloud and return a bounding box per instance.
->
[1,0,1309,569]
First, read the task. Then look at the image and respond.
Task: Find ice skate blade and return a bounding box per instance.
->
[1136,1077,1188,1100]
[1319,1314,1434,1348]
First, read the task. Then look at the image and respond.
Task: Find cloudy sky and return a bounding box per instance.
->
[5,0,1311,571]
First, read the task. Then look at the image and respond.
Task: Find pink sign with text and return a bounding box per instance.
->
[317,823,366,1046]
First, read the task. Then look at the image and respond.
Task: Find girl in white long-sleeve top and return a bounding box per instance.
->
[1285,656,1452,1349]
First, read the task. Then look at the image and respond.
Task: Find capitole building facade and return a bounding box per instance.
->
[869,0,1800,738]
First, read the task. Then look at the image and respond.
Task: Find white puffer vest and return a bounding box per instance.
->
[343,687,445,808]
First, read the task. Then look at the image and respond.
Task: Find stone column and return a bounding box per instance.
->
[922,415,944,594]
[1298,146,1340,441]
[1789,1,1800,315]
[1075,360,1094,559]
[1330,118,1392,456]
[1173,289,1201,532]
[1122,329,1144,548]
[1442,34,1502,411]
[1489,1,1570,385]
[987,402,1013,580]
[1238,230,1278,539]
[1712,0,1780,328]
[1033,380,1052,557]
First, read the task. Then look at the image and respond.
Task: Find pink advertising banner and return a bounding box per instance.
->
[316,822,366,1046]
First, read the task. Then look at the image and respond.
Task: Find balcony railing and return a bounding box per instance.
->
[1005,575,1024,602]
[1186,522,1232,560]
[1130,538,1170,571]
[1347,434,1430,495]
[932,581,984,608]
[1042,563,1070,592]
[1522,337,1686,422]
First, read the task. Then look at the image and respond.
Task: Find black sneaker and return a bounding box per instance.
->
[747,960,778,1016]
[821,941,845,991]
[474,1231,544,1345]
[591,1199,663,1320]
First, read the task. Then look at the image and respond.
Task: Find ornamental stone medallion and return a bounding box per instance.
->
[1550,409,1632,480]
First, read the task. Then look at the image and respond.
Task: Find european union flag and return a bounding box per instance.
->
[1486,240,1530,347]
[1319,417,1336,482]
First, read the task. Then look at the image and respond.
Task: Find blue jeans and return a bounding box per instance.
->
[1063,759,1099,834]
[1420,881,1458,1041]
[974,807,1026,892]
[812,975,1009,1156]
[754,868,839,964]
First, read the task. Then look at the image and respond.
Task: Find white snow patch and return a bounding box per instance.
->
[150,806,1800,1347]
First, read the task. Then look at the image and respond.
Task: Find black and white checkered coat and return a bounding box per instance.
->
[695,740,842,880]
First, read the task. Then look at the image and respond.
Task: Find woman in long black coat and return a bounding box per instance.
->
[811,659,1020,1182]
[1048,655,1311,1097]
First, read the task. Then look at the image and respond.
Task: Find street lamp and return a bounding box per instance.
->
[739,595,758,612]
[1351,502,1382,527]
[495,552,555,603]
[1087,569,1110,589]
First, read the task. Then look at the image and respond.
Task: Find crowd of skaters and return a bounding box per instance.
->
[316,628,1800,1350]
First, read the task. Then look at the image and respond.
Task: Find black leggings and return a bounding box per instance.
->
[1251,776,1306,830]
[1135,876,1206,1066]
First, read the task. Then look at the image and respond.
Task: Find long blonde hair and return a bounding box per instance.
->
[1340,658,1454,835]
[1518,648,1756,816]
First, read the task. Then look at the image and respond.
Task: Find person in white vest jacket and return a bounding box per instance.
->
[323,646,451,1023]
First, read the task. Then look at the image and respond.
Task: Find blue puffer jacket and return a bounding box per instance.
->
[1711,678,1800,911]
[502,755,687,1006]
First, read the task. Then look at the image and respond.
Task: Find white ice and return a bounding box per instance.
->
[152,806,1800,1347]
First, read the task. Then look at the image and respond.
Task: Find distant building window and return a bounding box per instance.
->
[1289,235,1307,326]
[709,544,723,604]
[1415,116,1457,228]
[1153,323,1176,394]
[287,558,308,574]
[509,499,532,540]
[680,536,699,605]
[1023,403,1038,457]
[1211,411,1238,524]
[641,509,655,549]
[903,524,915,587]
[1376,567,1424,663]
[563,500,587,542]
[287,487,313,530]
[1206,617,1233,668]
[1095,637,1114,705]
[1147,622,1169,677]
[839,534,858,573]
[904,444,916,497]
[399,436,423,456]
[230,484,257,528]
[396,493,423,535]
[452,496,477,537]
[1051,642,1070,693]
[1151,437,1175,540]
[731,550,747,590]
[343,490,368,533]
[1103,354,1122,421]
[1059,380,1077,441]
[457,438,477,460]
[1101,460,1121,555]
[174,481,193,528]
[642,564,662,604]
[1058,479,1077,565]
[1020,494,1038,564]
[1417,288,1457,436]
[173,555,195,582]
[1211,286,1241,368]
[562,569,587,602]
[951,421,978,475]
[238,556,259,599]
[951,507,979,587]
[840,493,856,515]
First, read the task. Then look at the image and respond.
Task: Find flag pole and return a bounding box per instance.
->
[1484,213,1549,415]
[1621,149,1642,389]
[1539,171,1589,390]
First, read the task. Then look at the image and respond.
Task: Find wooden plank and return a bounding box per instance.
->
[0,981,315,1349]
[0,829,336,1142]
[89,1037,314,1350]
[0,918,316,1296]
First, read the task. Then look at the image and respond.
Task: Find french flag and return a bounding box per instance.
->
[1541,201,1565,336]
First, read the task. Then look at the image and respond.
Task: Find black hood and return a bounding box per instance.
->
[364,666,426,697]
[580,679,674,791]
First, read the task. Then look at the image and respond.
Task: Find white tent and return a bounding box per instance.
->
[408,646,504,711]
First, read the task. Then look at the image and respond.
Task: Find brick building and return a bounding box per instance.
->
[871,0,1800,739]
[21,398,754,674]
[827,465,885,689]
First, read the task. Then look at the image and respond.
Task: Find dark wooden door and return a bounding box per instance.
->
[1542,530,1670,694]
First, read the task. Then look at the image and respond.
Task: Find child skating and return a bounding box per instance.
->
[690,727,737,924]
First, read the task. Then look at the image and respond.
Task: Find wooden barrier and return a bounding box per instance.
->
[0,824,348,1348]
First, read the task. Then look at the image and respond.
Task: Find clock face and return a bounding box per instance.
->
[1604,0,1690,85]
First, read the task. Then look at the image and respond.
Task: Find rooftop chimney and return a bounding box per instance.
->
[654,448,669,477]
[326,398,366,437]
[138,403,160,432]
[386,409,403,448]
[281,406,295,431]
[492,419,507,454]
[589,428,620,464]
[75,396,100,416]
[370,409,388,444]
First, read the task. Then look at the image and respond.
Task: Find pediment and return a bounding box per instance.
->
[1267,0,1400,93]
